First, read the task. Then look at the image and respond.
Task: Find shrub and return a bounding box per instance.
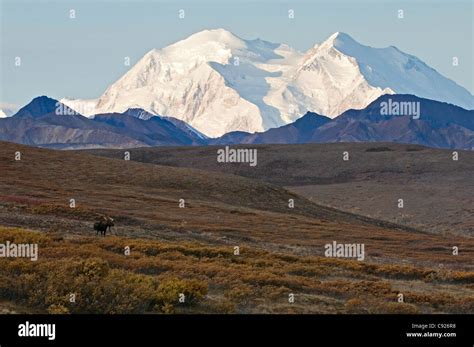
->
[48,304,70,314]
[155,277,208,312]
[224,284,254,303]
[345,298,368,313]
[375,302,420,314]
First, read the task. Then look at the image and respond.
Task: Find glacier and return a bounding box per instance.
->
[61,29,474,137]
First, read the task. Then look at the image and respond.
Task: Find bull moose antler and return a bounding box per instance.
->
[93,215,115,237]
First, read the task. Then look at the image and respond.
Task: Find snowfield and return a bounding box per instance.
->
[61,29,474,137]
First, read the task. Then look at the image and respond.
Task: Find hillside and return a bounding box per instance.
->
[1,141,473,313]
[88,142,474,236]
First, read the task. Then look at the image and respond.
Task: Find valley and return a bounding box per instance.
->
[88,142,474,237]
[0,141,472,314]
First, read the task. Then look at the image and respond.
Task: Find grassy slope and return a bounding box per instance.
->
[0,141,473,313]
[0,227,473,314]
[86,142,474,236]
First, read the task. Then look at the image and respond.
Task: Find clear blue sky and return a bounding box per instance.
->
[1,0,472,108]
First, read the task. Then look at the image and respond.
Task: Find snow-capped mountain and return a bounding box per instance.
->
[0,104,18,118]
[61,29,474,137]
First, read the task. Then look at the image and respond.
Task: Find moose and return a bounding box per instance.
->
[93,216,114,236]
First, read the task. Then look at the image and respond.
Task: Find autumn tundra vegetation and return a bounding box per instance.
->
[0,227,473,314]
[0,142,473,314]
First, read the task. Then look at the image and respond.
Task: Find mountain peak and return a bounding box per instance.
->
[191,28,240,38]
[13,96,82,118]
[196,28,237,36]
[134,28,247,69]
[318,31,359,51]
[329,31,353,41]
[29,95,57,106]
[173,28,244,48]
[61,29,474,136]
[13,96,59,117]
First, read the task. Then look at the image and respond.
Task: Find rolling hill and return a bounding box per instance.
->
[88,142,474,236]
[1,141,473,314]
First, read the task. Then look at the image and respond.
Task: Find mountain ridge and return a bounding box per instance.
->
[1,97,206,149]
[212,94,474,149]
[60,29,474,137]
[2,93,472,150]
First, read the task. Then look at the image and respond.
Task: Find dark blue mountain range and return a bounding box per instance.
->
[1,94,472,150]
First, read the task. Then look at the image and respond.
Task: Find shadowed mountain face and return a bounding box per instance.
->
[1,94,473,149]
[13,95,61,118]
[0,96,206,149]
[213,95,474,150]
[0,96,128,148]
[211,112,331,145]
[311,94,474,149]
[92,113,206,146]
